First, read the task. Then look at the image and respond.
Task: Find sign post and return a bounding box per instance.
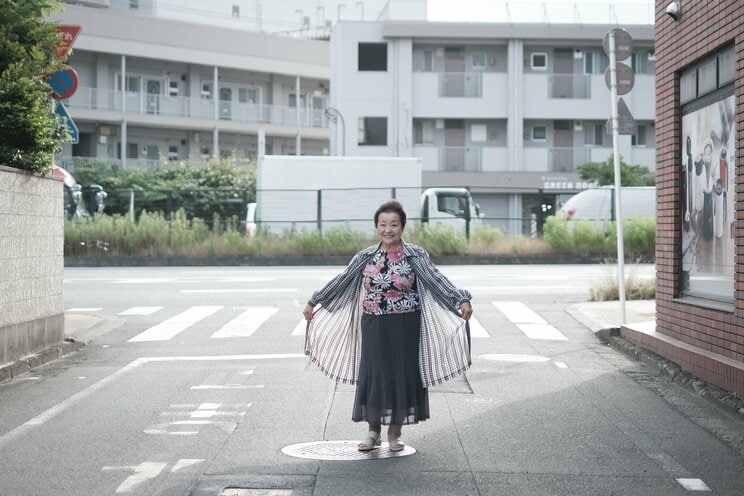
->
[55,101,79,144]
[603,27,635,325]
[47,68,79,100]
[54,25,81,61]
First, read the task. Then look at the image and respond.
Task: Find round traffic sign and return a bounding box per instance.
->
[603,27,633,61]
[47,68,79,100]
[604,62,635,95]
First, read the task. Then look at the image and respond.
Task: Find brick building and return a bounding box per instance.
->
[621,0,743,398]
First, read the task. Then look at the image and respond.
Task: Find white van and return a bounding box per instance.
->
[557,187,655,226]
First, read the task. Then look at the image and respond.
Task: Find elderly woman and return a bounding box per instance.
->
[303,200,473,452]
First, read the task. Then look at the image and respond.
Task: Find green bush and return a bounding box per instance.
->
[572,220,609,256]
[408,223,468,256]
[542,216,572,252]
[623,217,656,254]
[0,0,66,172]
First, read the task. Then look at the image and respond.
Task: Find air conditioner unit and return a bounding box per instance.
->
[574,121,583,131]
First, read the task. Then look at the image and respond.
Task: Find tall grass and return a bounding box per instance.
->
[65,213,656,259]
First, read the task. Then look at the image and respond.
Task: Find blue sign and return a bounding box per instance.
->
[47,68,78,100]
[54,102,78,144]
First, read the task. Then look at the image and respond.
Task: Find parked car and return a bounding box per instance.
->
[557,187,656,228]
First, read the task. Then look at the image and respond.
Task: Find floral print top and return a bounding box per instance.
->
[362,244,420,315]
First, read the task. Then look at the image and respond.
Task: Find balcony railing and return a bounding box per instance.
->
[57,156,255,171]
[440,146,482,171]
[549,147,590,172]
[439,73,482,97]
[64,87,328,129]
[549,74,591,99]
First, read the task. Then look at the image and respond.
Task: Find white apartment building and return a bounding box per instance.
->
[52,3,331,169]
[329,20,655,235]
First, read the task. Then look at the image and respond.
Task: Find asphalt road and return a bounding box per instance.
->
[1,264,743,496]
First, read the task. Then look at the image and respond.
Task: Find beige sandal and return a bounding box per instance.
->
[388,433,404,452]
[358,431,381,451]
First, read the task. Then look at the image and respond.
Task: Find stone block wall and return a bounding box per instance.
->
[0,165,64,374]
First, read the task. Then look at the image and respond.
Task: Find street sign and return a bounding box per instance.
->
[55,102,79,144]
[54,25,81,60]
[603,27,633,61]
[605,97,637,135]
[47,68,79,100]
[604,62,635,95]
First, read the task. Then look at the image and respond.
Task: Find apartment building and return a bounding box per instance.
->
[330,20,655,234]
[51,3,331,170]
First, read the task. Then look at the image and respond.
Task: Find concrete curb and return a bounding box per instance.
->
[0,338,84,383]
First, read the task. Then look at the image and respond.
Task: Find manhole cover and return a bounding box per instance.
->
[282,440,416,460]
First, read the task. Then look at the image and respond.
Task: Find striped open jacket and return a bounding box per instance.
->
[305,240,472,388]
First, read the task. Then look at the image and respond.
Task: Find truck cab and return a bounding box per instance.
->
[420,187,482,234]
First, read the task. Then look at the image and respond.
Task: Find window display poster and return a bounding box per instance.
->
[680,94,736,300]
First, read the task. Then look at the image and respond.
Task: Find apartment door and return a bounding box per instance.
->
[443,47,465,96]
[146,80,160,114]
[444,119,465,171]
[552,121,573,172]
[553,49,574,98]
[220,88,232,120]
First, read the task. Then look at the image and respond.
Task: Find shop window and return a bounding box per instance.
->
[358,43,388,71]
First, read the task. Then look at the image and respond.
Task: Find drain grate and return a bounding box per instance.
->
[281,440,416,460]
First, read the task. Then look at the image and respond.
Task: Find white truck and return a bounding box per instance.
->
[254,155,480,236]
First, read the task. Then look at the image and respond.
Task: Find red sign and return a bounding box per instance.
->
[47,68,79,100]
[54,25,81,60]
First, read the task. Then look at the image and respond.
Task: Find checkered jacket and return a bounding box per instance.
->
[305,240,472,388]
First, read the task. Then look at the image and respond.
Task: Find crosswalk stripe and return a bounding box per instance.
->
[291,319,307,336]
[128,306,223,342]
[210,307,279,338]
[468,317,490,338]
[119,306,163,316]
[493,301,569,341]
[493,302,546,324]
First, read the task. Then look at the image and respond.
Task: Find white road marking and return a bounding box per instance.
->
[494,302,569,341]
[493,302,546,324]
[190,384,264,390]
[115,462,167,493]
[67,307,102,312]
[676,478,711,491]
[0,354,305,449]
[516,323,569,341]
[480,354,550,363]
[468,286,575,291]
[554,362,569,368]
[171,459,204,473]
[119,306,163,316]
[292,318,307,336]
[128,306,222,342]
[180,288,297,294]
[468,317,490,338]
[210,306,278,338]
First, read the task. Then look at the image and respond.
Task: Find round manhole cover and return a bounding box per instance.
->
[282,440,416,460]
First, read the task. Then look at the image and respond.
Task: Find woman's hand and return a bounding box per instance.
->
[303,304,317,321]
[459,301,473,321]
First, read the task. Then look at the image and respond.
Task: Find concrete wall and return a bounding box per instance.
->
[0,166,64,378]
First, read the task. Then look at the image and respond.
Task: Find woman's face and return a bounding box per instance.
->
[376,211,404,249]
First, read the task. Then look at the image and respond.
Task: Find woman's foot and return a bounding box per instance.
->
[387,426,404,452]
[358,431,381,451]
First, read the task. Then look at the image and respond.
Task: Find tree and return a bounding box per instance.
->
[577,156,655,187]
[0,0,66,173]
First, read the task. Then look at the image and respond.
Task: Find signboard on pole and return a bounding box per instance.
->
[55,101,79,144]
[47,68,79,100]
[605,97,637,135]
[54,25,81,60]
[603,27,633,61]
[604,62,635,96]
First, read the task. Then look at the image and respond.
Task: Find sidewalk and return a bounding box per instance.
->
[566,299,656,335]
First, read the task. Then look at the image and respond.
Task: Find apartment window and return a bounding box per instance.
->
[232,5,240,17]
[117,142,139,159]
[423,49,434,72]
[531,53,547,70]
[413,121,434,144]
[532,125,547,141]
[168,81,178,97]
[358,43,388,71]
[472,51,486,69]
[168,146,178,161]
[631,125,647,146]
[239,88,258,104]
[115,74,141,92]
[585,124,603,146]
[358,117,387,146]
[201,81,212,100]
[129,0,139,9]
[289,93,306,108]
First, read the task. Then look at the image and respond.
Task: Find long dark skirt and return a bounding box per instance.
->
[352,311,430,425]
